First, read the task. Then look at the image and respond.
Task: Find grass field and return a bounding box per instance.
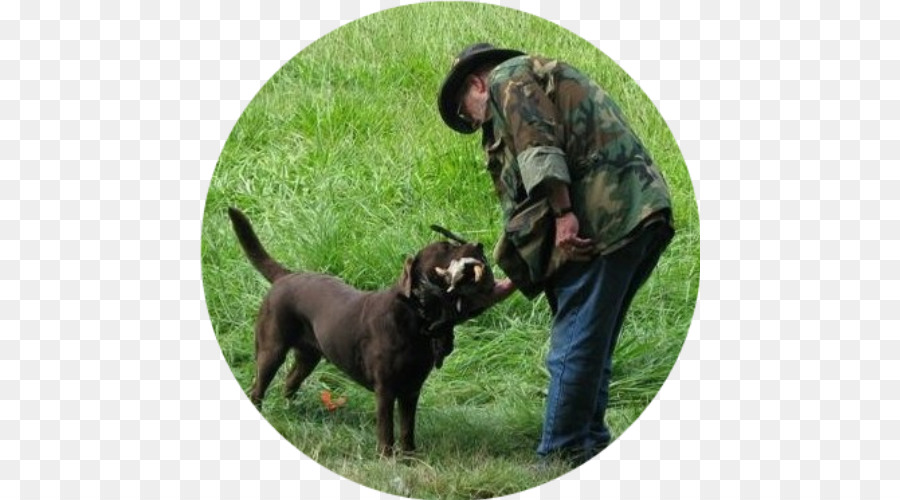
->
[201,3,699,498]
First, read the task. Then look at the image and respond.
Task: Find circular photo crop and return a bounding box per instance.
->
[201,3,699,498]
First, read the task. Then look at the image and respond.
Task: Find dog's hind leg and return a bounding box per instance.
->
[250,343,288,410]
[397,390,421,454]
[284,348,321,400]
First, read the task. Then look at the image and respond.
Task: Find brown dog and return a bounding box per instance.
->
[227,208,493,456]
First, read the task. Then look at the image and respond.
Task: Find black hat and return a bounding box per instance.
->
[438,43,525,134]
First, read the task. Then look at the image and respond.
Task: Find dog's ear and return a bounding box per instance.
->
[399,256,417,297]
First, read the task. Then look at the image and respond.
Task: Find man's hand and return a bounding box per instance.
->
[554,212,593,260]
[544,179,593,261]
[489,277,517,304]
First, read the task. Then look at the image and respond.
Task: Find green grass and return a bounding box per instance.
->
[201,3,699,498]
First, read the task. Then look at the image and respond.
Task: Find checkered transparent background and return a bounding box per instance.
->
[1,0,897,498]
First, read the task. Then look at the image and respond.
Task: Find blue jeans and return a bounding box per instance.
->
[537,222,673,464]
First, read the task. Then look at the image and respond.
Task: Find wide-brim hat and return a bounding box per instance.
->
[438,43,525,134]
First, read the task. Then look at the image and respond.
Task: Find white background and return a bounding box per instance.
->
[1,0,897,499]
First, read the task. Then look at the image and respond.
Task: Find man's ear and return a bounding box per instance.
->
[399,256,417,297]
[464,73,488,93]
[471,73,486,93]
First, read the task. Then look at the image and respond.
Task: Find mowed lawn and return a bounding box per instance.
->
[201,3,699,499]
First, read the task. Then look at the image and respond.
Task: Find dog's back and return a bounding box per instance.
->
[265,272,385,386]
[257,266,430,391]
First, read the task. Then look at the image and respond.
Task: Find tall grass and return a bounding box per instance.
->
[201,3,698,498]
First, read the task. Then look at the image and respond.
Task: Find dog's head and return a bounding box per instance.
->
[399,240,494,299]
[397,227,495,325]
[396,228,495,369]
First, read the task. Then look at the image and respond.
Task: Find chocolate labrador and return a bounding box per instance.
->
[227,207,493,456]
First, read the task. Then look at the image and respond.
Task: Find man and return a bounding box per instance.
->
[438,43,675,466]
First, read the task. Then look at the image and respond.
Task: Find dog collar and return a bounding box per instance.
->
[410,278,460,337]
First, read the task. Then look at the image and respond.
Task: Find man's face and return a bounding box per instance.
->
[456,75,490,130]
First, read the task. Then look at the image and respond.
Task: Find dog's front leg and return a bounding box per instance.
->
[375,385,396,457]
[397,390,420,454]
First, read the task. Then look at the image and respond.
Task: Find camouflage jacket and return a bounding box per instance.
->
[484,55,673,298]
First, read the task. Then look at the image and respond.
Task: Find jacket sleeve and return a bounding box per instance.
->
[490,68,570,195]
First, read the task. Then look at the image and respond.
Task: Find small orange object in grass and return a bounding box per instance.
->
[320,390,347,412]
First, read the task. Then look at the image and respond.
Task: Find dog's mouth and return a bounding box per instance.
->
[427,225,491,294]
[434,257,488,293]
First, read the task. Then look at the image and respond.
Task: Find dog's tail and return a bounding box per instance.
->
[227,207,291,283]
